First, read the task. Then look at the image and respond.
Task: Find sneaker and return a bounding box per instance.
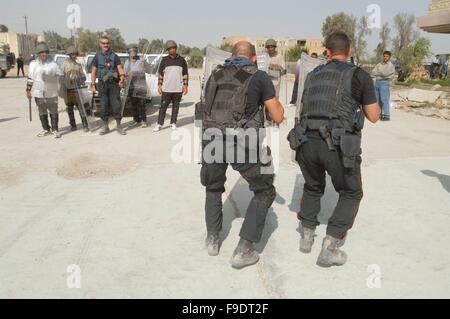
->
[153,124,162,132]
[171,124,177,130]
[51,130,61,139]
[205,234,221,257]
[37,130,51,138]
[141,122,148,128]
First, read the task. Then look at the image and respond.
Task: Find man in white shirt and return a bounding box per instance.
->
[26,43,63,138]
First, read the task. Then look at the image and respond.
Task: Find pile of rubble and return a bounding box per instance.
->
[393,85,450,120]
[406,66,431,82]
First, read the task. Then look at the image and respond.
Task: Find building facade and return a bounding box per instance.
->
[0,32,39,60]
[418,0,450,34]
[222,36,325,57]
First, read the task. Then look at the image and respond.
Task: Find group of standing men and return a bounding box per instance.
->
[26,32,383,271]
[26,37,189,138]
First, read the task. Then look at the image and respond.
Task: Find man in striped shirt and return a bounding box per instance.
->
[154,40,189,132]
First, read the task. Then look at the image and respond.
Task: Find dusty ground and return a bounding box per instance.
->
[0,69,450,299]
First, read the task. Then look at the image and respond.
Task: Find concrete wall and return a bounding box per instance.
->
[0,32,38,61]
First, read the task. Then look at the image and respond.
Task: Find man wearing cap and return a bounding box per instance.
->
[91,36,127,136]
[154,40,189,132]
[26,43,63,138]
[124,44,148,128]
[265,39,286,100]
[62,46,89,132]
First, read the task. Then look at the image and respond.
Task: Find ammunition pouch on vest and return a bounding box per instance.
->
[97,51,119,83]
[289,61,365,168]
[202,64,262,133]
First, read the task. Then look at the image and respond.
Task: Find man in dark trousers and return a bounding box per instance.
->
[290,32,380,268]
[154,40,189,132]
[200,41,284,269]
[17,54,25,77]
[91,36,127,136]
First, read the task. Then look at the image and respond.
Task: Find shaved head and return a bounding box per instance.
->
[232,41,256,59]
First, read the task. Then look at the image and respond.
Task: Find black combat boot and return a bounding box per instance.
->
[81,117,89,133]
[99,118,110,136]
[116,119,127,135]
[67,105,77,131]
[230,238,260,269]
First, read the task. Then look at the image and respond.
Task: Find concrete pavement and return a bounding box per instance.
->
[0,71,449,298]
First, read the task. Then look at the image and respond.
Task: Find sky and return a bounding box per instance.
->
[1,0,449,55]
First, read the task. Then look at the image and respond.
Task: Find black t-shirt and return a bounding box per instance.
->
[245,70,276,117]
[302,61,377,107]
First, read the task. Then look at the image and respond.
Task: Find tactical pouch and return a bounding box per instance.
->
[287,125,308,151]
[353,109,365,132]
[331,128,346,146]
[340,135,362,168]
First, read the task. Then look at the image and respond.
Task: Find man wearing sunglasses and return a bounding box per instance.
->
[91,36,127,135]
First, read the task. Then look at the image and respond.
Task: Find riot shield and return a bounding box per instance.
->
[73,76,96,131]
[294,53,326,123]
[291,53,326,163]
[201,46,271,99]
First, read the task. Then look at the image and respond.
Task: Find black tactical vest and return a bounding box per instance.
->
[203,64,262,132]
[301,61,363,133]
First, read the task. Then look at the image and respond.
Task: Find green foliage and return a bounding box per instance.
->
[219,43,234,53]
[0,24,8,32]
[287,45,308,62]
[43,30,73,51]
[322,12,357,45]
[102,28,127,52]
[398,37,431,78]
[186,47,203,68]
[76,28,102,53]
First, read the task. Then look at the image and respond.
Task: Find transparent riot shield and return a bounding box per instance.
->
[295,53,326,123]
[73,76,96,131]
[291,53,326,162]
[256,53,270,73]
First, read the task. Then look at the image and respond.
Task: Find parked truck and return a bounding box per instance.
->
[0,42,15,78]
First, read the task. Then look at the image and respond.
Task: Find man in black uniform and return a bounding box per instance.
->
[200,41,284,269]
[288,32,380,268]
[91,36,127,136]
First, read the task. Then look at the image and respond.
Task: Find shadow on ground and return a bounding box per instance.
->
[221,176,278,254]
[422,170,450,194]
[0,117,19,124]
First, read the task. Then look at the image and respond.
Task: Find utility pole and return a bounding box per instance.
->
[24,15,28,34]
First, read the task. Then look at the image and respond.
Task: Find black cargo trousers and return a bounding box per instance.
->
[98,80,122,121]
[201,142,276,243]
[295,133,363,239]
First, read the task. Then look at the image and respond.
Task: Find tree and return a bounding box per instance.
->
[287,44,309,62]
[76,28,101,53]
[219,43,234,53]
[399,37,432,79]
[43,30,71,51]
[393,13,420,59]
[375,23,391,61]
[148,39,165,53]
[354,17,372,62]
[0,24,8,32]
[138,38,150,53]
[102,28,127,52]
[188,47,204,68]
[322,12,357,45]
